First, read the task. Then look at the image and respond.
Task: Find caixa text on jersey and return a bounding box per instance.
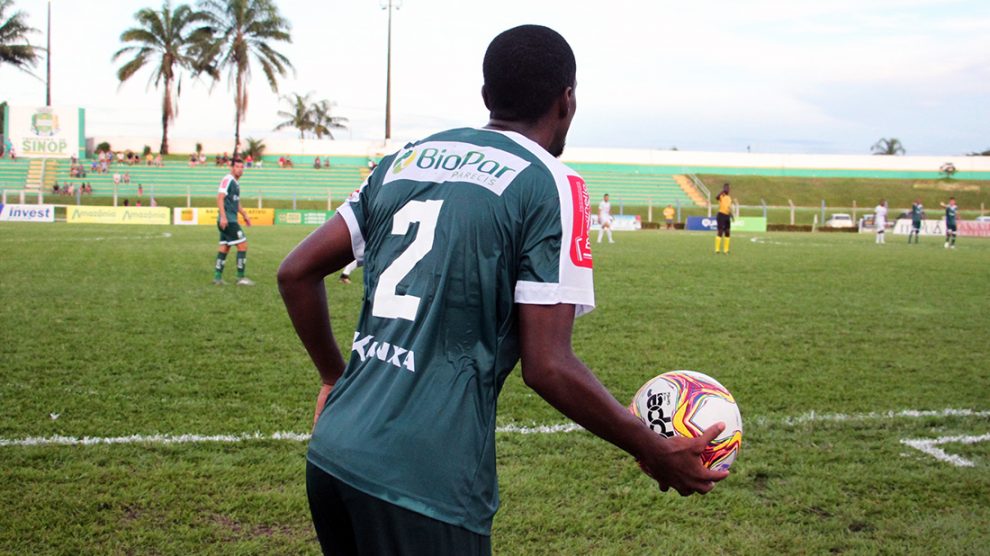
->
[351,332,416,373]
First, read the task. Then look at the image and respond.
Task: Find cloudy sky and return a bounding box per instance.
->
[2,0,988,155]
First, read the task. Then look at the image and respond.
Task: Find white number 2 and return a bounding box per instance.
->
[371,200,444,321]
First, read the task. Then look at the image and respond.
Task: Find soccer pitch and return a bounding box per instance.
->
[1,223,988,554]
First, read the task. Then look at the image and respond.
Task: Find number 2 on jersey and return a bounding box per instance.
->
[372,200,444,321]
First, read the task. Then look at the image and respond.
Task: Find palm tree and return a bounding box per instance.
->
[273,92,313,139]
[311,99,348,140]
[871,138,906,156]
[197,0,293,155]
[112,1,211,155]
[243,136,265,160]
[0,0,42,77]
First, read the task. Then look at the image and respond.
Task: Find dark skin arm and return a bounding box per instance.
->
[277,215,354,426]
[519,303,729,495]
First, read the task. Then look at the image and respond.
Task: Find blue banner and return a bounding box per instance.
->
[686,216,718,231]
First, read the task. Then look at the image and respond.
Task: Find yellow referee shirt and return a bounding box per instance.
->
[717,193,732,215]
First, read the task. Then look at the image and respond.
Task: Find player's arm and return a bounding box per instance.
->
[277,215,354,420]
[216,192,227,229]
[238,202,251,227]
[518,303,728,495]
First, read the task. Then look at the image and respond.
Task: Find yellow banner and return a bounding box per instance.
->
[194,207,275,226]
[67,206,170,225]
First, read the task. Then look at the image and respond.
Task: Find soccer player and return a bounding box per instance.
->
[714,183,732,254]
[941,197,958,248]
[278,25,726,556]
[908,198,925,244]
[597,193,614,243]
[874,199,887,245]
[663,204,676,230]
[213,157,253,286]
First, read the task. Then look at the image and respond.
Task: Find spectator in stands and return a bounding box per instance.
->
[113,172,122,185]
[91,159,99,172]
[278,156,286,168]
[664,204,676,230]
[9,146,16,160]
[117,151,125,165]
[324,157,331,169]
[314,157,322,169]
[123,199,129,207]
[285,155,294,168]
[145,151,154,165]
[123,172,131,185]
[138,184,144,197]
[136,200,142,207]
[154,153,163,167]
[53,184,60,194]
[189,153,198,167]
[245,154,254,168]
[199,153,207,165]
[3,137,11,157]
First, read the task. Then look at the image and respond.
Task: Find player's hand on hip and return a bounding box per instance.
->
[640,422,730,496]
[219,218,228,230]
[313,383,334,429]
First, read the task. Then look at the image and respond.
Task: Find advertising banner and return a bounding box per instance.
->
[591,214,641,231]
[892,219,944,236]
[275,209,335,225]
[7,105,81,159]
[67,206,170,225]
[685,216,767,232]
[171,207,275,226]
[959,221,990,238]
[0,204,55,222]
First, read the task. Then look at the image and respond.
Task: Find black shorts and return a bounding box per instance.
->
[947,223,957,233]
[306,461,491,556]
[716,213,731,235]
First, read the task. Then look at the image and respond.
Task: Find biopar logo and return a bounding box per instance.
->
[391,146,519,179]
[31,108,60,137]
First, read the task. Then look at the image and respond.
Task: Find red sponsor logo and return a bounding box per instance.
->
[568,175,593,268]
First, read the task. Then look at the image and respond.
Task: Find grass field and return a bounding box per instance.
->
[2,223,989,555]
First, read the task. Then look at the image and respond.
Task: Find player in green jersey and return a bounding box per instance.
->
[908,198,925,244]
[279,25,726,556]
[940,197,958,249]
[214,158,253,285]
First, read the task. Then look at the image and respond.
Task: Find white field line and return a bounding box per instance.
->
[0,407,986,449]
[0,232,172,243]
[900,434,990,468]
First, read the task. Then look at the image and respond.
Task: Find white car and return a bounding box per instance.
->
[825,213,855,228]
[975,215,990,223]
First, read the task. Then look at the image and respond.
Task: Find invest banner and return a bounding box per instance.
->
[7,105,81,159]
[172,207,275,226]
[685,216,766,232]
[67,206,170,225]
[0,204,55,222]
[275,209,335,225]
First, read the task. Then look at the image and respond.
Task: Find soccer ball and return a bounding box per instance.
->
[629,370,743,471]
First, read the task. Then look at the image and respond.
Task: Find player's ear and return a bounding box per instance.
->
[481,85,492,111]
[557,86,575,119]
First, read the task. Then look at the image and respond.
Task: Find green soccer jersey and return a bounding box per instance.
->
[217,174,240,222]
[945,204,958,226]
[911,203,924,222]
[307,128,596,535]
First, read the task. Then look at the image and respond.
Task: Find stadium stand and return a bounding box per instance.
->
[569,162,701,207]
[0,159,31,192]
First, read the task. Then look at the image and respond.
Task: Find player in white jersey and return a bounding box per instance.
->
[597,193,614,243]
[874,200,887,244]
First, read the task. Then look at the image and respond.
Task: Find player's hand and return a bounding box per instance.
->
[244,216,252,227]
[638,423,730,496]
[313,383,333,429]
[219,217,228,230]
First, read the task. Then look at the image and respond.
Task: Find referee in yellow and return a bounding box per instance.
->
[715,183,733,254]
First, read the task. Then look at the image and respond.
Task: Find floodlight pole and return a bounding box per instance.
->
[46,0,51,106]
[382,0,402,141]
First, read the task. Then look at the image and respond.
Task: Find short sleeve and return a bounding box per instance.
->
[514,172,595,317]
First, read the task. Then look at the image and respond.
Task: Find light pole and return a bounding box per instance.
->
[381,0,402,141]
[46,0,51,106]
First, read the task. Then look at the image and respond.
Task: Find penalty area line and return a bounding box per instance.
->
[900,433,990,468]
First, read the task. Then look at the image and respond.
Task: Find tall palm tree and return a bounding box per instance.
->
[871,137,906,156]
[197,0,293,155]
[311,99,348,140]
[0,0,42,77]
[273,92,313,139]
[113,1,211,155]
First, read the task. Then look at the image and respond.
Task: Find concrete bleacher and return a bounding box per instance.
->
[5,155,702,209]
[568,162,699,207]
[50,158,369,204]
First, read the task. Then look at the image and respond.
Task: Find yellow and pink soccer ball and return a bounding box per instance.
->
[630,370,743,471]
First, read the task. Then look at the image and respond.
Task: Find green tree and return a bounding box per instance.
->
[273,92,313,139]
[311,99,348,140]
[243,136,265,160]
[0,0,41,77]
[197,0,293,155]
[113,1,211,154]
[871,137,906,156]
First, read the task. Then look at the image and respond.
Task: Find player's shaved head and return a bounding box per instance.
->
[483,25,576,123]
